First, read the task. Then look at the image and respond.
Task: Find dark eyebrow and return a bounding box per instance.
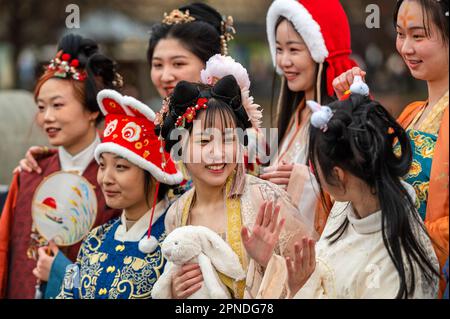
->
[396,24,426,31]
[113,155,125,160]
[276,40,306,46]
[152,55,189,61]
[37,95,64,103]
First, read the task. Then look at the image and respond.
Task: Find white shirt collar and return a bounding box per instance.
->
[58,134,100,175]
[114,197,169,242]
[346,181,416,235]
[346,203,382,235]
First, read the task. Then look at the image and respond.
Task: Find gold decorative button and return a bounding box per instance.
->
[115,245,125,252]
[106,266,116,273]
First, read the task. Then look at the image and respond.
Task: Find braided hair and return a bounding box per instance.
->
[308,94,440,299]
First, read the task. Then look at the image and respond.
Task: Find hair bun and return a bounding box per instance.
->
[170,81,200,115]
[57,34,99,67]
[211,75,242,109]
[179,2,222,35]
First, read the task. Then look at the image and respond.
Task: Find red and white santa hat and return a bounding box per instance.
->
[95,89,182,185]
[266,0,357,97]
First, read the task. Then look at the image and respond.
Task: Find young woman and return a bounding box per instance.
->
[156,75,315,299]
[57,90,182,299]
[148,2,231,99]
[17,3,240,184]
[333,0,449,294]
[260,0,358,234]
[0,34,123,299]
[256,86,440,299]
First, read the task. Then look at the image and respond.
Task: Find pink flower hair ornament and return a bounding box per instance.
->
[200,54,263,128]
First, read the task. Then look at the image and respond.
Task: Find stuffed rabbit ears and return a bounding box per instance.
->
[97,89,156,122]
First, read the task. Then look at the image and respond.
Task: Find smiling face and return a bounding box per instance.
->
[396,0,449,82]
[275,19,317,96]
[183,107,239,189]
[97,153,148,212]
[35,78,98,155]
[150,38,205,98]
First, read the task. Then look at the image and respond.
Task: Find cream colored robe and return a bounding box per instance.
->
[164,174,317,299]
[257,199,440,299]
[271,102,326,231]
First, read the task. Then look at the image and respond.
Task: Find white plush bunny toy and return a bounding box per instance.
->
[151,225,246,299]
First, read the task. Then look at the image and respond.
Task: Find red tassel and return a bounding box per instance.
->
[146,182,160,239]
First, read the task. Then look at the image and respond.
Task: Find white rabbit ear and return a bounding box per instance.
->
[306,100,322,113]
[197,226,246,280]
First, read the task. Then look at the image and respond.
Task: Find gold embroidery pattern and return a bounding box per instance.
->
[59,220,166,299]
[419,91,448,134]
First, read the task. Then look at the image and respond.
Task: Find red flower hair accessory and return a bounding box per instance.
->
[175,97,209,128]
[47,50,87,81]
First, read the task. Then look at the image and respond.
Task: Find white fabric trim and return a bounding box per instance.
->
[58,133,100,175]
[94,142,183,185]
[266,0,328,74]
[97,89,156,121]
[114,197,169,242]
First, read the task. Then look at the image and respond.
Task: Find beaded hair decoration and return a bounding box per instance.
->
[162,9,196,25]
[47,50,87,81]
[220,15,236,56]
[174,97,209,128]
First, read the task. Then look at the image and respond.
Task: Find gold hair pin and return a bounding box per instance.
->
[162,9,196,25]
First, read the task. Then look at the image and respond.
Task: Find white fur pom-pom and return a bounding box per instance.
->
[311,106,333,129]
[350,75,369,96]
[139,236,159,254]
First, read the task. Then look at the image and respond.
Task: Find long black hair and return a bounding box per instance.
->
[394,0,449,45]
[272,17,335,145]
[308,94,440,298]
[147,2,223,67]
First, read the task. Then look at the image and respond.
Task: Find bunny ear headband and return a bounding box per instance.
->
[307,76,370,132]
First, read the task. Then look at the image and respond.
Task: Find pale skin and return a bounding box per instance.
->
[14,78,98,174]
[97,153,158,223]
[333,0,449,126]
[260,19,317,188]
[151,38,205,98]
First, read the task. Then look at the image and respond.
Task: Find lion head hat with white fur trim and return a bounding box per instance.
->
[95,89,183,186]
[95,89,183,254]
